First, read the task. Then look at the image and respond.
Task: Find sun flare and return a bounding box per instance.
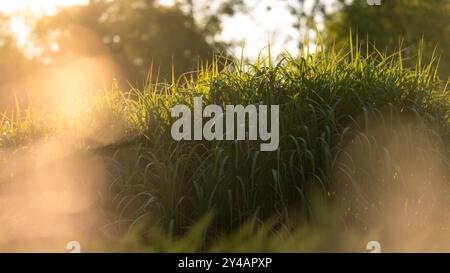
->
[1,1,88,46]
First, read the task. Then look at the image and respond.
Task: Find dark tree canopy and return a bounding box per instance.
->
[32,0,238,84]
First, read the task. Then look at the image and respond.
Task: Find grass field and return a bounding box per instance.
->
[0,41,449,252]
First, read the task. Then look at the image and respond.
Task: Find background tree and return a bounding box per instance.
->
[32,0,244,84]
[325,0,450,78]
[0,13,36,84]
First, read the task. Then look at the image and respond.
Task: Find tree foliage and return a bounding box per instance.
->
[32,0,244,83]
[325,0,450,78]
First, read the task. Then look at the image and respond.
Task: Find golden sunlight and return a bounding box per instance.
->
[0,0,88,16]
[1,1,88,46]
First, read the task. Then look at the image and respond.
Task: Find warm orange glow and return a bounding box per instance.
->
[0,0,88,16]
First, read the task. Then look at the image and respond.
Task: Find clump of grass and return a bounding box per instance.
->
[0,41,449,251]
[99,43,450,242]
